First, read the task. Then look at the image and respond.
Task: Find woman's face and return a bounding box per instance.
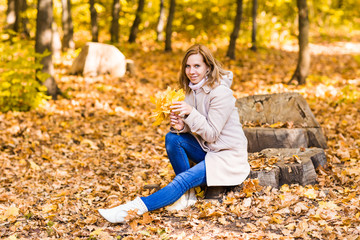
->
[185,53,209,84]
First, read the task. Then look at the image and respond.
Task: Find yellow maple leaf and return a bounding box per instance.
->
[28,160,40,171]
[271,215,284,224]
[0,206,19,221]
[90,228,103,236]
[42,203,57,213]
[150,87,185,126]
[303,188,317,199]
[270,122,284,128]
[6,234,17,240]
[8,206,19,217]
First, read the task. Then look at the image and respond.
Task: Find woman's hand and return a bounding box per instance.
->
[170,112,185,131]
[170,101,193,118]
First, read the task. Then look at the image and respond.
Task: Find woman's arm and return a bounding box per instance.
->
[183,86,235,142]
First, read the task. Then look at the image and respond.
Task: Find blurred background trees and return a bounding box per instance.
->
[3,0,359,49]
[0,0,359,111]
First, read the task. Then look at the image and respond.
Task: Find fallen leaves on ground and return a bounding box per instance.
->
[0,37,360,239]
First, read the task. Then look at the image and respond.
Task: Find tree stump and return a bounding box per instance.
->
[70,42,134,78]
[248,147,328,188]
[236,92,328,152]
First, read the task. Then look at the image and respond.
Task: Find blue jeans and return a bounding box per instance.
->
[141,132,207,211]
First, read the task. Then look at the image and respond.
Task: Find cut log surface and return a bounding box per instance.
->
[244,128,307,152]
[236,92,320,127]
[249,167,280,188]
[244,127,327,152]
[249,148,328,188]
[237,92,328,152]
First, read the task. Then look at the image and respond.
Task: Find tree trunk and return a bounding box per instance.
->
[14,0,20,32]
[226,0,243,59]
[337,0,343,8]
[6,0,16,30]
[6,0,29,37]
[288,0,310,85]
[61,0,74,50]
[128,0,145,43]
[20,0,30,37]
[110,0,120,43]
[156,0,165,41]
[89,0,98,42]
[250,0,258,52]
[35,0,60,100]
[165,0,175,52]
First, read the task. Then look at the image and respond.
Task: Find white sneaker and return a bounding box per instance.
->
[166,189,197,211]
[98,197,148,223]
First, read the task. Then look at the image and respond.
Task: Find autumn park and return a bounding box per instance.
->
[1,0,360,239]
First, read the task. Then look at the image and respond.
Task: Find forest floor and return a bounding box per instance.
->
[1,33,360,239]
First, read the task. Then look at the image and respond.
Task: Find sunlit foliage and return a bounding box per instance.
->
[4,0,358,47]
[0,31,50,112]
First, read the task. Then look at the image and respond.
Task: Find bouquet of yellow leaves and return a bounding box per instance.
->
[150,87,185,126]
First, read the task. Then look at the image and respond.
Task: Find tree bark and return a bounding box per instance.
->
[6,0,29,37]
[156,0,165,41]
[61,0,74,50]
[21,0,30,37]
[288,0,310,85]
[337,0,343,8]
[14,0,20,32]
[128,0,145,43]
[110,0,121,43]
[226,0,243,59]
[250,0,258,52]
[165,0,175,52]
[35,0,60,100]
[249,148,327,188]
[89,0,98,42]
[6,0,16,30]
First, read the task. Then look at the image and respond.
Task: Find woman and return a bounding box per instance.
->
[98,44,250,223]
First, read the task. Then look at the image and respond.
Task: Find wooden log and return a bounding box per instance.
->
[244,128,308,152]
[276,155,317,186]
[237,92,328,151]
[310,150,328,170]
[204,186,228,200]
[249,148,327,188]
[244,127,327,152]
[306,127,328,149]
[236,92,321,127]
[249,167,280,188]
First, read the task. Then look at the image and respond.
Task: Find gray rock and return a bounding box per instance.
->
[70,42,128,78]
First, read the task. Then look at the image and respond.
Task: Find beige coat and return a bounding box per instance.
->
[174,71,250,186]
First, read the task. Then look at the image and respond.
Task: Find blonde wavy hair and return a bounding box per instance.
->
[179,44,228,94]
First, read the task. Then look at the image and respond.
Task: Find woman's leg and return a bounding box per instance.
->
[141,160,206,211]
[98,133,207,223]
[165,132,206,175]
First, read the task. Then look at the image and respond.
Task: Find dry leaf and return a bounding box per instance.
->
[150,87,185,126]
